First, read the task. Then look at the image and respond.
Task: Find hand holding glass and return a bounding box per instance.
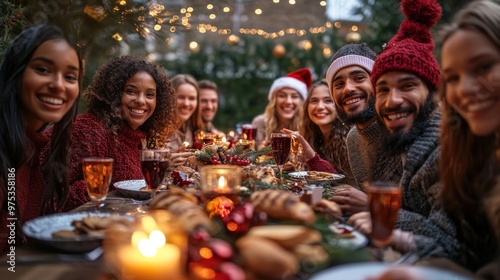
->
[82,158,114,211]
[365,181,402,257]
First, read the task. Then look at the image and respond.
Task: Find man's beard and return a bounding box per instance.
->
[381,94,436,156]
[336,93,376,125]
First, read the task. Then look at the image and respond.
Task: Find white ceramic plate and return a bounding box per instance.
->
[289,171,345,186]
[288,171,308,179]
[114,179,154,200]
[310,262,473,280]
[23,212,132,253]
[327,224,369,250]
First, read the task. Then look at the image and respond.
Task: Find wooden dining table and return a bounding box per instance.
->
[0,191,147,280]
[0,189,479,280]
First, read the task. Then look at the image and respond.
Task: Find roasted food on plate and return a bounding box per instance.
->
[52,215,132,239]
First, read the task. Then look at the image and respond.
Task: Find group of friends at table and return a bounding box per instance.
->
[0,0,499,279]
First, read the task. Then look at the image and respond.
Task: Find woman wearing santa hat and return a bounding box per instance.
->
[251,68,312,150]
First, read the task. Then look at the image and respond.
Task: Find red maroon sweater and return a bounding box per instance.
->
[1,131,49,252]
[63,113,145,211]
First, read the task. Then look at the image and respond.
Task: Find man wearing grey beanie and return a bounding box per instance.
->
[324,43,403,215]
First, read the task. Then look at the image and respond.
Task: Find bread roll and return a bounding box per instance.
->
[246,225,321,249]
[313,199,343,221]
[236,236,299,279]
[149,188,214,233]
[249,189,315,224]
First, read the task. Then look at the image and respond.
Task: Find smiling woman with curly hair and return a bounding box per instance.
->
[56,56,177,211]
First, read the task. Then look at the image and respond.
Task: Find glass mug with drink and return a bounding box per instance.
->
[82,157,114,211]
[141,149,171,198]
[270,133,292,184]
[364,181,402,258]
[241,124,257,140]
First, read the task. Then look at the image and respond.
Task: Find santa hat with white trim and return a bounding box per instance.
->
[268,68,312,100]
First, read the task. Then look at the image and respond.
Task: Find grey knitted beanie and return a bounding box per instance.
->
[326,43,376,93]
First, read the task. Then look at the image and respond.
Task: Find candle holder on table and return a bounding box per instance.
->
[104,210,187,280]
[200,165,242,204]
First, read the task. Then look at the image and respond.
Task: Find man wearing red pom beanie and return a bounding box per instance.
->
[348,0,462,265]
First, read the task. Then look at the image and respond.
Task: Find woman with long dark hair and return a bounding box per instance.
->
[440,0,500,273]
[0,24,82,251]
[284,80,354,183]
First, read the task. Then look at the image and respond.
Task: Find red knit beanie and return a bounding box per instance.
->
[371,0,442,90]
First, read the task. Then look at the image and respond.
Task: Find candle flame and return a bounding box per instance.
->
[218,176,227,190]
[138,238,157,258]
[149,230,166,247]
[228,131,235,137]
[222,136,226,142]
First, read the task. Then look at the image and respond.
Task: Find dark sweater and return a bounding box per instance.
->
[1,130,49,252]
[64,113,145,211]
[347,121,403,187]
[395,110,460,261]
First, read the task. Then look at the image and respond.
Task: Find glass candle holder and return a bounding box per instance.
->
[237,139,254,150]
[106,210,187,280]
[200,165,242,203]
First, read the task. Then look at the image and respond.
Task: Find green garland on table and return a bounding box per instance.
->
[194,145,274,165]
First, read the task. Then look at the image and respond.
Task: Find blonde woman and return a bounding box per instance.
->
[252,68,312,149]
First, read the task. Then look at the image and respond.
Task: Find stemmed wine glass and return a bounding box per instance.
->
[270,133,292,184]
[364,181,402,260]
[82,157,114,211]
[141,149,171,199]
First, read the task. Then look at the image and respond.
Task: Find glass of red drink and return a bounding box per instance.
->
[270,133,292,184]
[141,149,171,198]
[364,181,402,256]
[82,158,114,211]
[241,124,257,140]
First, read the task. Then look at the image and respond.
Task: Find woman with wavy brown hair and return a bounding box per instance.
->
[283,80,355,185]
[439,0,500,274]
[59,56,177,211]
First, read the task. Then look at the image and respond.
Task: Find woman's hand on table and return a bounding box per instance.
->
[281,129,315,161]
[170,151,194,169]
[347,211,371,236]
[331,186,368,215]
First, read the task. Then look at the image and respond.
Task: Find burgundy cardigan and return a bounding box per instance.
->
[63,112,146,211]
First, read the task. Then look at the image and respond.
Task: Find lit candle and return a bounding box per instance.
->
[217,175,229,193]
[119,230,183,280]
[199,165,242,203]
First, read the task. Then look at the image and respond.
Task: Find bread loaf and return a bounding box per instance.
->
[249,189,315,224]
[246,225,321,249]
[149,188,214,233]
[236,235,299,279]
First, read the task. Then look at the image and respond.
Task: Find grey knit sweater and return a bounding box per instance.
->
[346,120,403,187]
[394,110,460,261]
